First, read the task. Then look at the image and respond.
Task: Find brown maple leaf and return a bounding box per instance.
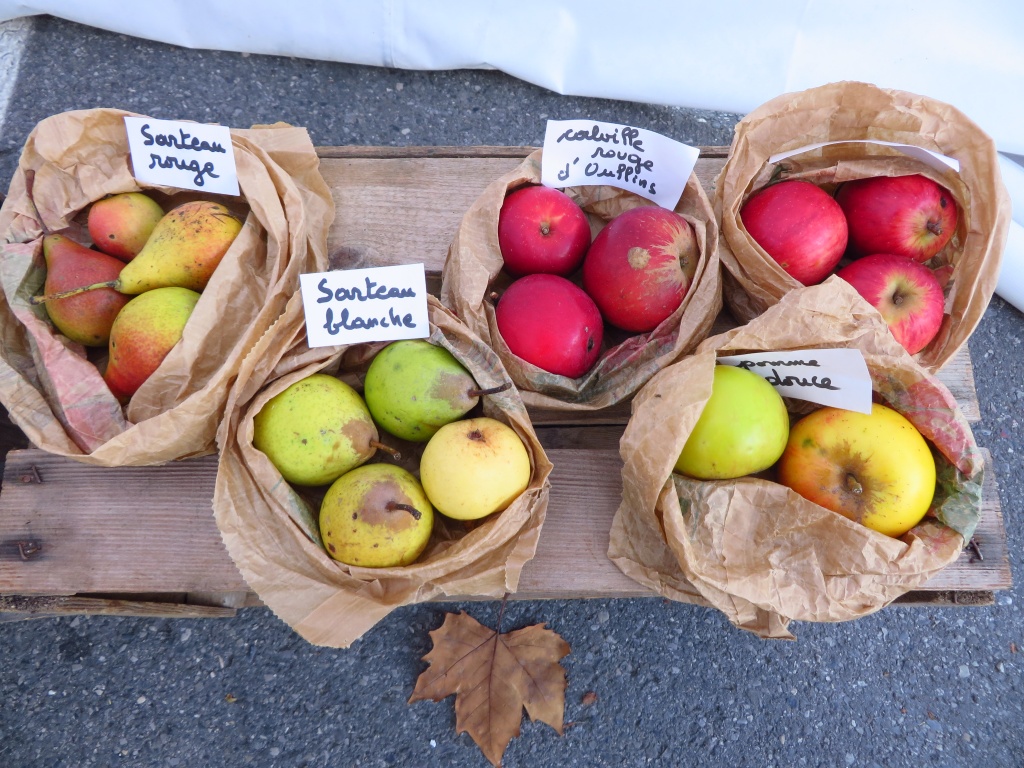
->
[408,607,570,767]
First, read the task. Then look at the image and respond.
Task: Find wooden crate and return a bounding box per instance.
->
[0,147,1010,620]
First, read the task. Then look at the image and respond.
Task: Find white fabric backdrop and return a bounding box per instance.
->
[1,0,1022,308]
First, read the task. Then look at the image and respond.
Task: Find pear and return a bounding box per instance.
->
[419,416,531,521]
[87,192,165,262]
[30,200,242,305]
[319,463,434,567]
[103,286,201,402]
[252,373,396,487]
[363,339,510,442]
[39,234,131,346]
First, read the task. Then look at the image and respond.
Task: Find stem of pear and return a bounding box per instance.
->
[466,382,512,398]
[29,280,120,305]
[386,501,422,521]
[369,440,401,460]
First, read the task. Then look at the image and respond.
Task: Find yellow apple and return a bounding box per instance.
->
[319,463,433,568]
[777,402,937,537]
[674,364,790,480]
[419,416,531,520]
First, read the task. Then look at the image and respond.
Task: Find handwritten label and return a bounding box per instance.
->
[124,116,239,195]
[717,348,872,414]
[300,264,429,348]
[769,140,960,175]
[540,119,698,209]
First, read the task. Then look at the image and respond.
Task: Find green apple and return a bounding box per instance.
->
[252,373,381,486]
[319,463,434,567]
[674,364,790,480]
[419,416,531,520]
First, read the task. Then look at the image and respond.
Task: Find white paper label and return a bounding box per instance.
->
[769,140,960,175]
[300,264,430,348]
[717,348,873,414]
[124,116,239,195]
[541,119,698,209]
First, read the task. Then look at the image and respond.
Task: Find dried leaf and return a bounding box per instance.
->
[581,691,598,707]
[409,610,570,767]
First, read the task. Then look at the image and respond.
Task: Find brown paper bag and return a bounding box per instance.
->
[0,108,332,464]
[714,81,1011,372]
[608,278,983,639]
[441,149,721,410]
[214,294,552,648]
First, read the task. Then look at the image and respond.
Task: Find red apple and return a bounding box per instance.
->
[495,273,603,378]
[581,205,697,333]
[835,253,945,355]
[835,174,958,262]
[739,179,848,285]
[497,185,591,277]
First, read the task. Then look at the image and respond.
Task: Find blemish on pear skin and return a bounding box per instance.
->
[328,543,336,553]
[358,479,419,531]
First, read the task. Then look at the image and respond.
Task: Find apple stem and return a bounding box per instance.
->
[845,473,864,495]
[487,291,501,303]
[539,222,550,236]
[467,382,512,398]
[386,501,422,520]
[927,220,943,237]
[892,290,905,307]
[30,280,119,305]
[369,440,401,460]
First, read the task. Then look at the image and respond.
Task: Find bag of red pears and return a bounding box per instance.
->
[714,81,1011,373]
[0,108,332,465]
[441,149,722,410]
[608,279,984,639]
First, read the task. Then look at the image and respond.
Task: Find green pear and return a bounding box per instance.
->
[253,373,393,487]
[40,234,131,346]
[87,192,165,262]
[103,286,200,402]
[30,200,242,305]
[363,340,510,442]
[319,463,434,567]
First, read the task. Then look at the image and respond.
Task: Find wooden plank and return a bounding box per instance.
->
[0,595,236,620]
[0,446,1008,602]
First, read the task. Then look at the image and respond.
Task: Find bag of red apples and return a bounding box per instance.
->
[715,81,1011,373]
[608,279,984,639]
[441,149,721,410]
[0,108,333,465]
[214,293,552,648]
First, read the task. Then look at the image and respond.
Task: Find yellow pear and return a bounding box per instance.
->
[319,463,434,567]
[252,373,389,487]
[419,416,531,520]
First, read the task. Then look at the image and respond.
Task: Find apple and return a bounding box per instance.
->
[674,365,790,480]
[419,416,532,521]
[777,402,937,538]
[835,174,958,262]
[581,205,698,332]
[497,185,591,277]
[740,179,848,285]
[495,273,603,378]
[319,463,434,568]
[835,253,945,355]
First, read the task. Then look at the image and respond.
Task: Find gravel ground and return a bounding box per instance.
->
[1,15,1022,768]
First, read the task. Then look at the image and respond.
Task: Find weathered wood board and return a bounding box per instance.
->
[0,146,1006,616]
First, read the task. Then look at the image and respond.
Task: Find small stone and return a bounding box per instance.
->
[401,128,411,136]
[845,754,855,765]
[959,665,970,678]
[270,748,280,757]
[395,83,404,91]
[180,628,192,643]
[137,696,146,704]
[597,610,610,624]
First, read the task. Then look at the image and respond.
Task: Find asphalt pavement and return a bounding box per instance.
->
[1,15,1023,768]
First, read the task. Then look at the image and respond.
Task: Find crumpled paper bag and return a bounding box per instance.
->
[0,108,332,465]
[214,294,553,648]
[608,278,984,639]
[441,149,721,410]
[714,81,1010,372]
